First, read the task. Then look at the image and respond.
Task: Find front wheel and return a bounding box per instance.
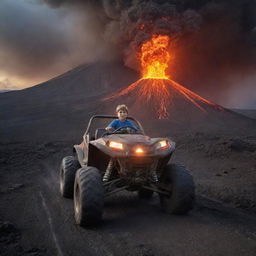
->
[159,164,195,214]
[60,156,80,198]
[74,167,104,226]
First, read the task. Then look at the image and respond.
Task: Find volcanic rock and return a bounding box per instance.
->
[230,139,256,152]
[0,221,20,243]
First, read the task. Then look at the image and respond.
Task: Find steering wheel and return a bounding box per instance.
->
[112,126,137,134]
[102,126,139,137]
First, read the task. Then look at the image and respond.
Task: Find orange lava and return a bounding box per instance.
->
[141,35,170,79]
[105,78,222,119]
[104,34,223,119]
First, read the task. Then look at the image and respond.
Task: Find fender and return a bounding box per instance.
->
[73,145,84,167]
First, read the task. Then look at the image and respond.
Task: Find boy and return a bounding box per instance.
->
[106,104,137,131]
[103,104,137,182]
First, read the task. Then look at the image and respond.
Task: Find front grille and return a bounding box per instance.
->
[118,157,157,178]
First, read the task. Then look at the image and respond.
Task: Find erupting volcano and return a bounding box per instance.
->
[105,34,223,119]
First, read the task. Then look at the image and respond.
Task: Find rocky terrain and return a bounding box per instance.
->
[0,62,255,255]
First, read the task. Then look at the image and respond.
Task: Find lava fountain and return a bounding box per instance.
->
[105,34,222,119]
[141,34,170,79]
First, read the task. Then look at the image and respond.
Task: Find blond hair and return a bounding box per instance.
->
[116,104,128,113]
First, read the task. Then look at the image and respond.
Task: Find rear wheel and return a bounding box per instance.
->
[74,167,104,226]
[159,164,195,214]
[60,156,80,198]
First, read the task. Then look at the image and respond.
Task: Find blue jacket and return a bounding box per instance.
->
[107,119,138,130]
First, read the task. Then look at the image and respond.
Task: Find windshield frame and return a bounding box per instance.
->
[83,115,145,137]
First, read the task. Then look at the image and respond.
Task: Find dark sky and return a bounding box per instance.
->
[0,0,114,89]
[0,0,256,108]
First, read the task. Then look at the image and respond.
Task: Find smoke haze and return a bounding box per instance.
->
[0,0,256,108]
[0,0,114,87]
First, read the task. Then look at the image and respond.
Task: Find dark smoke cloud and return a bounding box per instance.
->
[1,0,256,108]
[0,1,68,78]
[170,1,256,108]
[42,0,202,50]
[0,0,114,87]
[40,0,256,108]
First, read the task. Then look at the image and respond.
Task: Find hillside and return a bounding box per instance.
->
[0,62,254,142]
[0,62,138,141]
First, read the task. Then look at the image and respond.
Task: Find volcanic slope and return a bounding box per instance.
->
[0,61,255,142]
[0,62,138,142]
[104,78,256,136]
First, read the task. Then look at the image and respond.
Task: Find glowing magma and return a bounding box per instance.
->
[105,34,222,119]
[141,35,170,79]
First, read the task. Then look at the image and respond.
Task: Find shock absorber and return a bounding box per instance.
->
[103,159,114,182]
[151,171,158,183]
[150,161,158,182]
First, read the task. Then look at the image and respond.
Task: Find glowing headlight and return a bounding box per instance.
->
[108,141,124,151]
[134,147,144,154]
[156,140,170,150]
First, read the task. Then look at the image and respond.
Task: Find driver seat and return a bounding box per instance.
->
[95,128,107,140]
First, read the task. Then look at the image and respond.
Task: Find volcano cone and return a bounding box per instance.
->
[104,78,223,120]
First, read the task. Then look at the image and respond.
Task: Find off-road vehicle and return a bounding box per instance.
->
[59,115,195,226]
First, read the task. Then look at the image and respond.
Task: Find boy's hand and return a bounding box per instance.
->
[106,127,114,132]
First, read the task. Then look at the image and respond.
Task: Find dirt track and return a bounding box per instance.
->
[1,142,256,256]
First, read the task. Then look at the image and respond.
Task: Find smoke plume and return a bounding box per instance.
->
[44,0,256,108]
[1,0,256,108]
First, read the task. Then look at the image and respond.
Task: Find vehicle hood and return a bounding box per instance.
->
[90,134,175,158]
[104,134,156,146]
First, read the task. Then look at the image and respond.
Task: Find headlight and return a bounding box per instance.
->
[155,140,170,150]
[134,147,144,155]
[108,141,124,151]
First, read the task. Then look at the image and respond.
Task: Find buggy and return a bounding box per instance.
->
[59,115,195,226]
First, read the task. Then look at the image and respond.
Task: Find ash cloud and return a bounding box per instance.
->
[1,0,256,108]
[0,1,67,80]
[0,0,113,88]
[170,1,256,108]
[41,0,256,108]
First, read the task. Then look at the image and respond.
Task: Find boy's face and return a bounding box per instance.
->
[117,109,127,121]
